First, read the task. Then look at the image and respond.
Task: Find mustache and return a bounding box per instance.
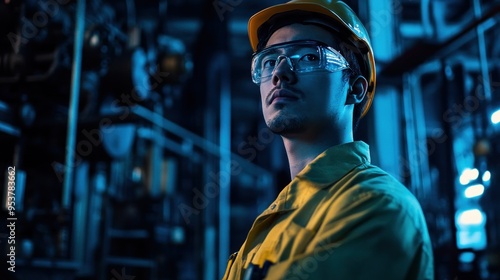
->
[267,86,302,104]
[267,85,301,96]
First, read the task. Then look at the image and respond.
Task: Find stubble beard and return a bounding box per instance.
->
[266,114,305,135]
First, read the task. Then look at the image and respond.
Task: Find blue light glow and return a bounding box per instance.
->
[459,168,479,185]
[464,184,485,198]
[456,209,487,250]
[482,170,491,182]
[459,252,476,263]
[492,109,500,124]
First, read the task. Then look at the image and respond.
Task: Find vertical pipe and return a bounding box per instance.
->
[72,162,89,262]
[441,62,459,279]
[472,0,493,138]
[202,52,231,279]
[410,72,433,201]
[204,52,231,280]
[420,0,434,39]
[62,0,86,209]
[402,73,420,195]
[472,0,492,103]
[203,63,217,280]
[151,99,163,198]
[368,0,403,182]
[368,0,398,62]
[218,54,231,280]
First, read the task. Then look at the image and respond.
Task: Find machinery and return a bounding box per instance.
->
[0,0,274,279]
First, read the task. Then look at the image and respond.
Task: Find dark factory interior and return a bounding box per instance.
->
[1,0,500,279]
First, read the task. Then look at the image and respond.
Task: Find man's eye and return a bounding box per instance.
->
[262,59,277,68]
[300,54,319,62]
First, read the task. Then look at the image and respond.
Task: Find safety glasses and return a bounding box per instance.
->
[251,40,350,84]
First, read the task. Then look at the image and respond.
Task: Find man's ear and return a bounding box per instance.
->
[345,75,368,105]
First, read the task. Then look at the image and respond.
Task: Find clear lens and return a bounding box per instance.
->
[251,40,350,84]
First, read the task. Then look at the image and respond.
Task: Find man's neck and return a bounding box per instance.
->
[283,133,353,179]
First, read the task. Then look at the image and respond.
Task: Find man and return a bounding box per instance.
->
[223,0,434,279]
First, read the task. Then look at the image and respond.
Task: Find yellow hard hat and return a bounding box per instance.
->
[248,0,376,117]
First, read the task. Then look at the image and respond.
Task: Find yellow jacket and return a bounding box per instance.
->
[223,141,434,280]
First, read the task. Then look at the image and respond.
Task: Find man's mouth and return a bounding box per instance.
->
[269,88,300,105]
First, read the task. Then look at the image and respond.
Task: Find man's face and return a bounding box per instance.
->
[259,23,352,138]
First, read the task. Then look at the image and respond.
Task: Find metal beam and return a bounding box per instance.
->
[380,5,500,77]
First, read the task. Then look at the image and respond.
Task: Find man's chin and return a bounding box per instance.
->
[266,116,304,135]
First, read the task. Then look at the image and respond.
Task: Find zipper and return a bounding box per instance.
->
[222,251,238,280]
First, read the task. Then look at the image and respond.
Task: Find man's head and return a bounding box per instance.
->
[248,0,376,135]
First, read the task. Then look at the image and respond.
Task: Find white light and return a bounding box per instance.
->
[457,209,485,226]
[464,184,485,198]
[460,168,471,185]
[460,168,479,185]
[492,109,500,124]
[482,170,491,182]
[470,168,479,180]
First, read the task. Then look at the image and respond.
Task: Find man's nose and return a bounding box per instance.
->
[272,56,297,85]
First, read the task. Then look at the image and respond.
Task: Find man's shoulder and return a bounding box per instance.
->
[349,163,410,193]
[335,163,425,216]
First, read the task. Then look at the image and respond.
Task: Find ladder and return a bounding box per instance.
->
[99,197,158,280]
